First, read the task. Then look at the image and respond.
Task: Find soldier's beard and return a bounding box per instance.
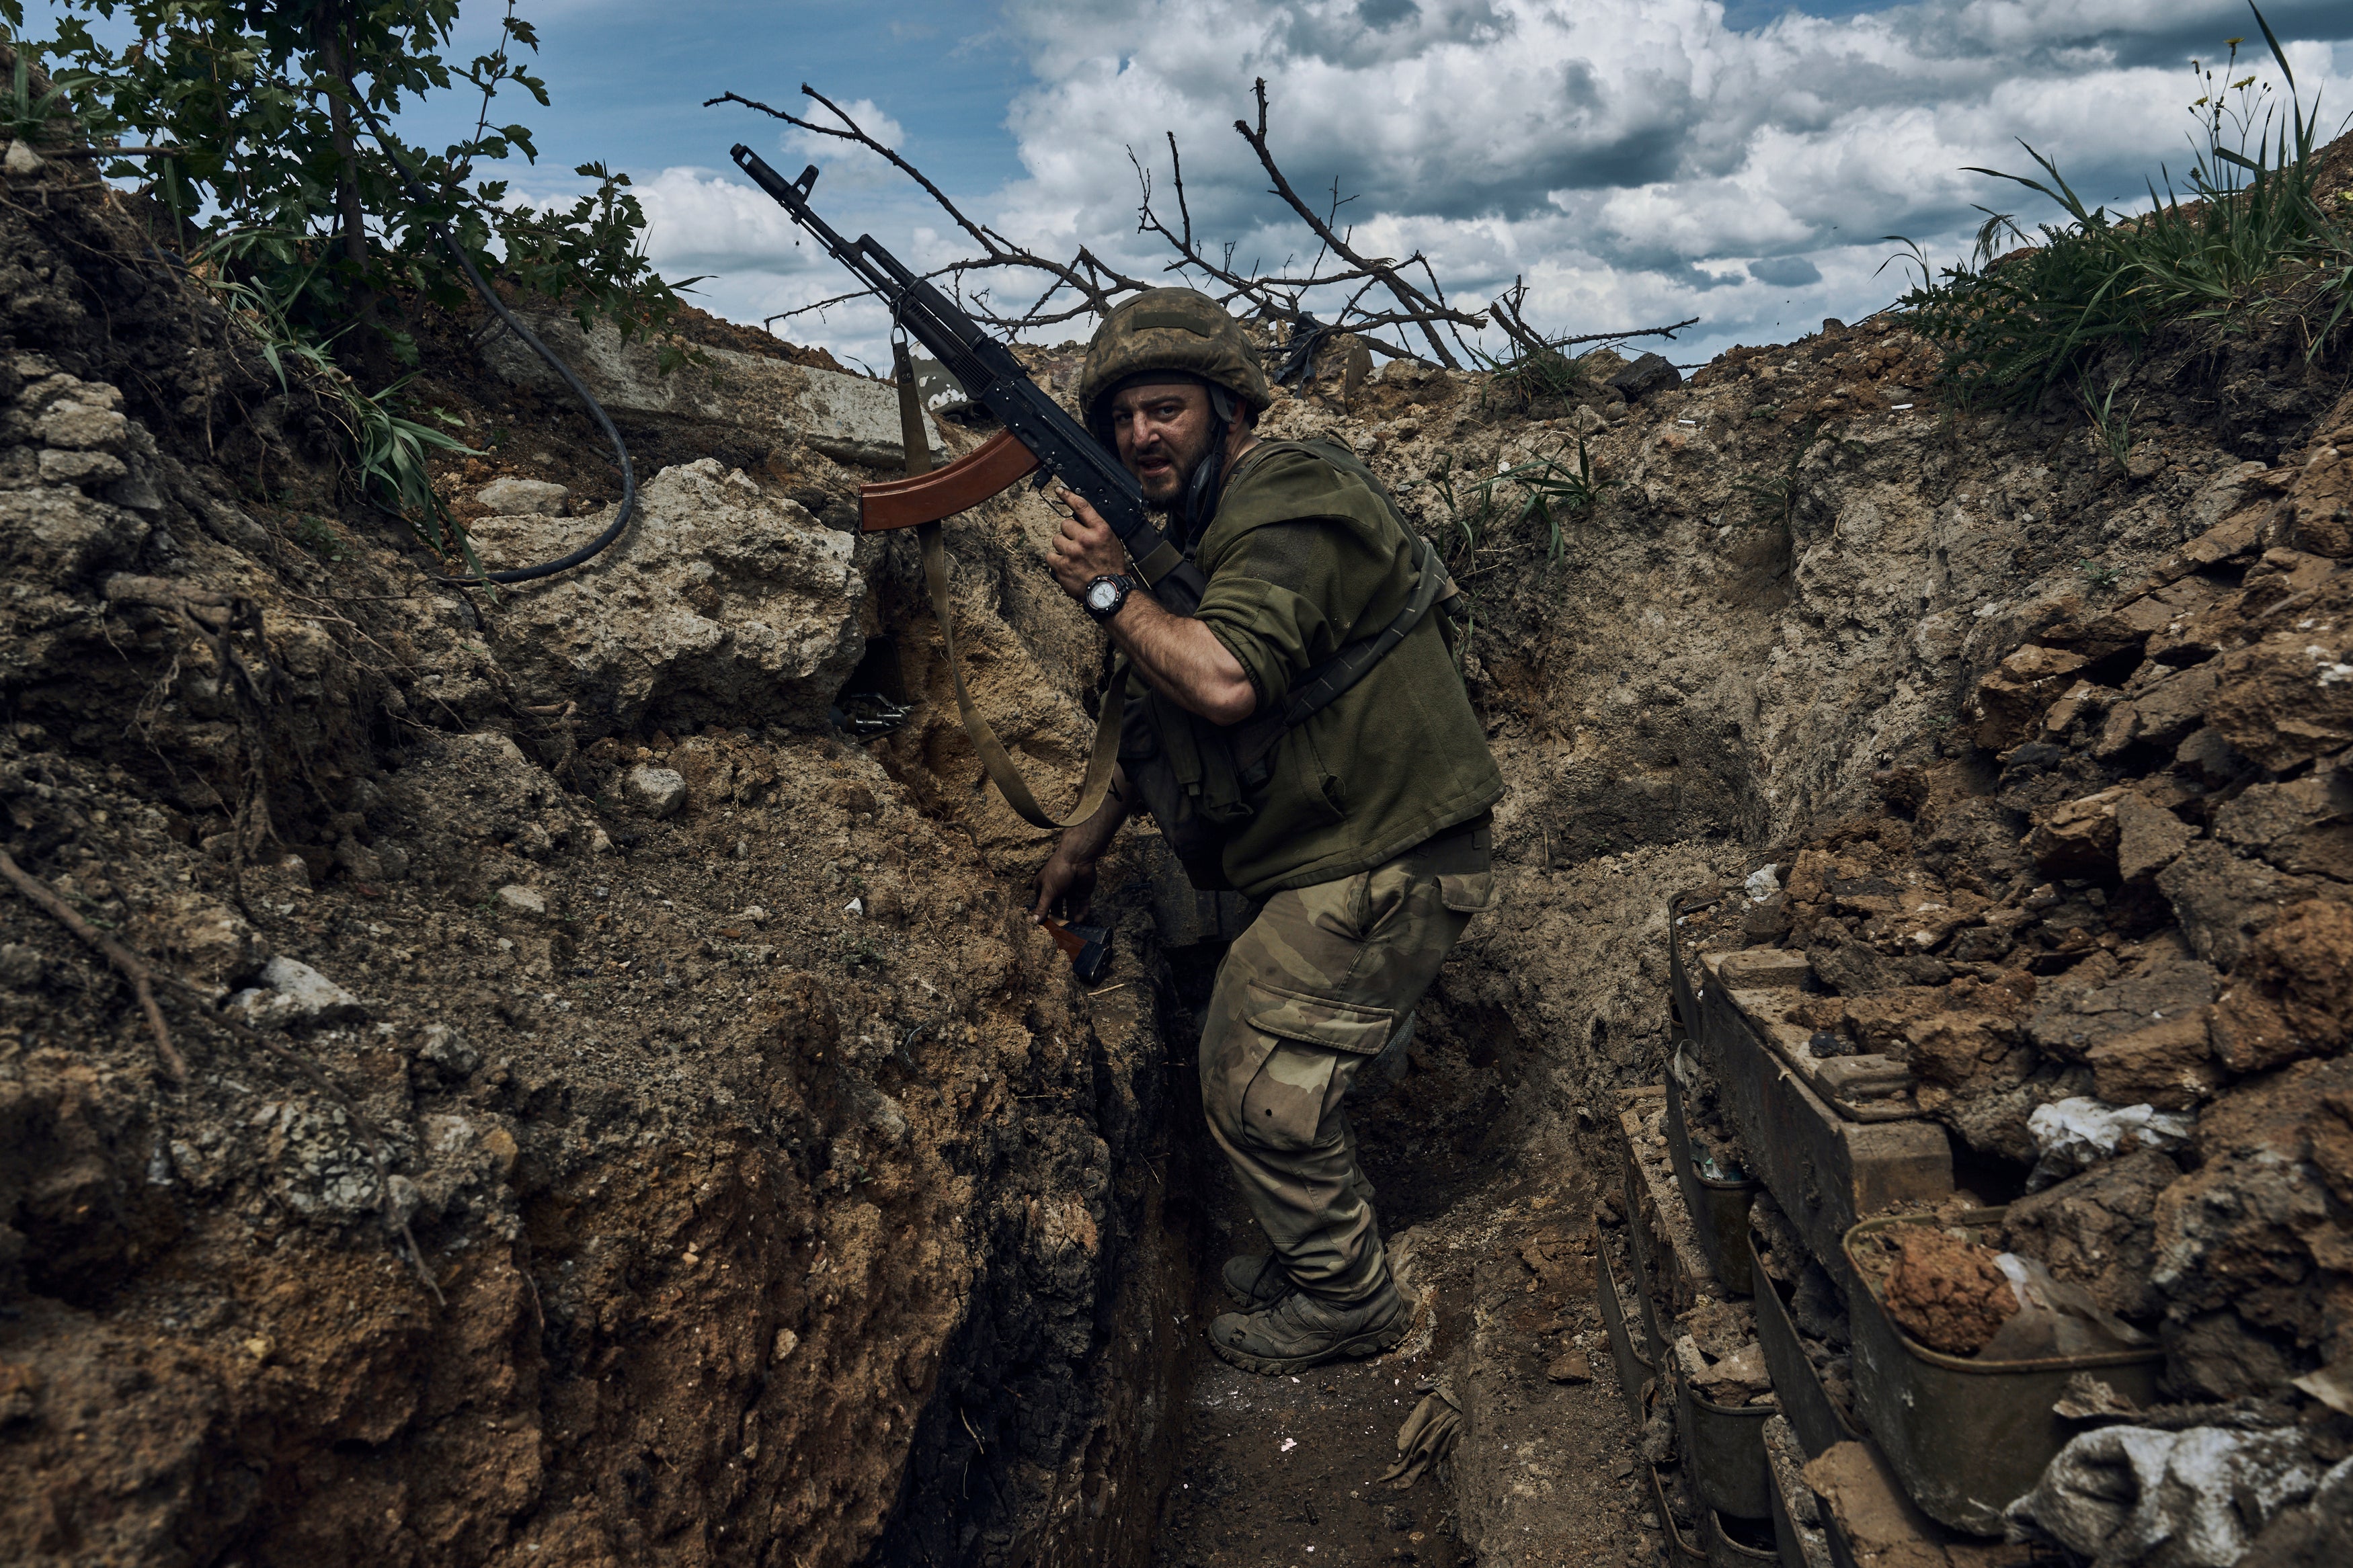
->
[1131,428,1215,515]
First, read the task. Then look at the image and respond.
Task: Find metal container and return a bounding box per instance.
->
[1842,1210,2165,1536]
[1652,1461,1710,1567]
[1666,1055,1757,1294]
[1709,1509,1781,1567]
[1763,1416,1832,1568]
[1669,905,1952,1270]
[1672,1352,1774,1520]
[1622,1088,1715,1339]
[1599,1238,1658,1424]
[1747,1228,1863,1461]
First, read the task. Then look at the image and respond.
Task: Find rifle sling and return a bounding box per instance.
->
[895,345,1123,832]
[1226,534,1453,781]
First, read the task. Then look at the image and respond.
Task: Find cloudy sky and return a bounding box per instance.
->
[48,0,2353,368]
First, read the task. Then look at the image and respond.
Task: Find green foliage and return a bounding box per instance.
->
[1887,7,2353,409]
[15,0,690,354]
[1410,439,1616,565]
[2082,377,2136,469]
[1472,340,1592,410]
[192,231,483,567]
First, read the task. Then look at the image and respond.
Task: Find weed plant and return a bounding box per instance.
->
[1887,5,2353,409]
[1411,439,1614,567]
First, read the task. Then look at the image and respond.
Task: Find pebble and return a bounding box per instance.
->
[625,764,688,819]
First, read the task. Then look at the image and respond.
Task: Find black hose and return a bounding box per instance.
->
[347,95,635,585]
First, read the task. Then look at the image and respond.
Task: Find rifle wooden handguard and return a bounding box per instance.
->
[859,428,1041,532]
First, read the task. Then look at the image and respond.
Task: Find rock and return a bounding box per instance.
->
[2161,1310,2300,1401]
[2026,955,2219,1063]
[1688,1340,1771,1403]
[1877,1227,2016,1354]
[2151,1056,2353,1354]
[0,480,153,581]
[2157,841,2341,968]
[1544,1348,1593,1384]
[2115,794,2196,881]
[2173,727,2248,786]
[2291,448,2353,559]
[2126,661,2223,751]
[2026,787,2126,876]
[34,399,129,452]
[38,449,128,488]
[2087,1014,2219,1111]
[1974,645,2085,750]
[479,311,947,469]
[474,477,569,515]
[625,764,688,819]
[1802,1441,1950,1568]
[2208,900,2353,1074]
[147,896,265,993]
[2207,589,2353,772]
[2003,1148,2178,1319]
[1804,928,1949,995]
[3,140,42,176]
[2212,772,2353,882]
[228,956,364,1030]
[473,461,864,735]
[494,884,549,918]
[1607,352,1682,402]
[0,944,48,988]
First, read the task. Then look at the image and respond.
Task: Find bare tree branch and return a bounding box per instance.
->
[710,77,1701,372]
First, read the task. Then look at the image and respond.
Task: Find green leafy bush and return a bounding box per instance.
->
[8,0,689,356]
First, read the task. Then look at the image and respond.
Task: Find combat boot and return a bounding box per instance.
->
[1208,1277,1411,1375]
[1221,1253,1295,1309]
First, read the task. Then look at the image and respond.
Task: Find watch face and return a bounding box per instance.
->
[1087,579,1121,612]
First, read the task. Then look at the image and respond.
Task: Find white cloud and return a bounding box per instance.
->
[651,1,2353,368]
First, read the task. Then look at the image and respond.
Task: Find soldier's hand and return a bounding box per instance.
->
[1032,843,1099,923]
[1049,491,1127,598]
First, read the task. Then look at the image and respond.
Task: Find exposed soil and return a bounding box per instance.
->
[1876,1229,2017,1355]
[5,117,2353,1568]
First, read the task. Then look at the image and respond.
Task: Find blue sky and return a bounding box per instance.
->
[24,1,2353,368]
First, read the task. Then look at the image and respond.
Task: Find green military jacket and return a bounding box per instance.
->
[1120,438,1503,897]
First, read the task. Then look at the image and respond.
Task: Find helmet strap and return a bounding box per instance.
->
[1179,385,1241,549]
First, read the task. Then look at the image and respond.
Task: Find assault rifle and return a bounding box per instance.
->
[729,145,1207,614]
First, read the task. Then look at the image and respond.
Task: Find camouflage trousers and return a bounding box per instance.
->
[1199,817,1492,1305]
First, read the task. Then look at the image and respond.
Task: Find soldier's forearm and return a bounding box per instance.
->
[1108,595,1256,725]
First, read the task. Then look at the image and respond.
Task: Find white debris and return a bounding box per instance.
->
[1744,864,1782,903]
[2026,1096,2192,1189]
[226,956,365,1030]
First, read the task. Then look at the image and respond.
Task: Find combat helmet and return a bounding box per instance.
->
[1078,288,1271,444]
[1078,289,1271,538]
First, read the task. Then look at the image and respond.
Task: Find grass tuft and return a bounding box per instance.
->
[1886,5,2353,411]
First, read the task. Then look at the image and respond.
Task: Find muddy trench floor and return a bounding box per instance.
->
[1153,1132,1652,1568]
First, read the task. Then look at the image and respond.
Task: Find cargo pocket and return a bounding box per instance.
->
[1237,1041,1341,1153]
[1439,870,1494,913]
[1242,980,1396,1055]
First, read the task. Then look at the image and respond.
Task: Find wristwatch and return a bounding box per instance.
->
[1082,574,1133,623]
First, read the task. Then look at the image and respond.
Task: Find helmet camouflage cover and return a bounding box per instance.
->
[1077,288,1272,440]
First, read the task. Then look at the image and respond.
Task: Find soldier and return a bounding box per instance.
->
[1030,288,1503,1374]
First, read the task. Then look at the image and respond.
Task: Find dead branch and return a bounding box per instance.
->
[0,848,187,1083]
[710,77,1702,370]
[1232,79,1477,368]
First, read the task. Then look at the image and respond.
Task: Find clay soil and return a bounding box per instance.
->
[7,120,2353,1568]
